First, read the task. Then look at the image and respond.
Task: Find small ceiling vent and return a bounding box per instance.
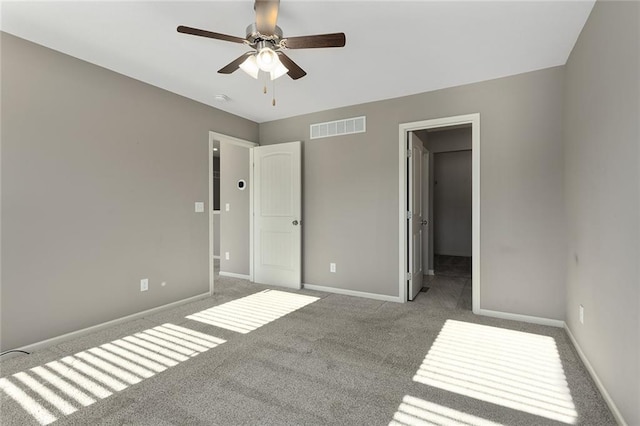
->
[310,116,366,140]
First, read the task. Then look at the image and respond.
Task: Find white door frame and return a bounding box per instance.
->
[208,131,258,295]
[398,114,480,313]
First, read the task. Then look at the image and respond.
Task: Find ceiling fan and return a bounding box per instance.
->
[177,0,346,81]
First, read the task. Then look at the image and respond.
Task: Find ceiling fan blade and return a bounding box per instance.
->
[177,25,246,44]
[218,53,252,74]
[283,33,346,49]
[277,52,307,80]
[255,0,280,35]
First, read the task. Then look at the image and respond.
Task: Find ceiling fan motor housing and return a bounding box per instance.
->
[246,23,283,47]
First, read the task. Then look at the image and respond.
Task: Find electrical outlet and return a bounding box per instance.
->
[194,202,204,213]
[579,305,584,324]
[330,263,336,273]
[140,279,149,292]
[225,252,230,260]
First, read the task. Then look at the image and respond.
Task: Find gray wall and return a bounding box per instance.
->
[563,1,639,424]
[0,33,258,350]
[260,66,567,320]
[213,214,221,257]
[418,126,472,153]
[219,141,251,276]
[434,151,472,257]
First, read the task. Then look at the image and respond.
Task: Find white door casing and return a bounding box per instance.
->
[398,113,480,311]
[408,133,424,300]
[252,141,302,289]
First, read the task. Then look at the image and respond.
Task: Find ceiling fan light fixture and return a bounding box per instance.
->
[178,1,347,86]
[239,55,260,79]
[256,47,279,72]
[270,61,289,80]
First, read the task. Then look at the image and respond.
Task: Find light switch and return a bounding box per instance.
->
[195,202,204,213]
[225,203,230,212]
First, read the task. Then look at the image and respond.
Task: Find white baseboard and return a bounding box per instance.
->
[219,271,251,280]
[264,282,302,290]
[15,292,210,354]
[564,325,627,426]
[476,308,565,328]
[303,283,403,303]
[426,269,435,276]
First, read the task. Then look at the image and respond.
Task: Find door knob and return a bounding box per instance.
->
[292,220,299,226]
[421,220,428,226]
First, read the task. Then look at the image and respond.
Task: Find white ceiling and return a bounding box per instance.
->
[1,1,594,123]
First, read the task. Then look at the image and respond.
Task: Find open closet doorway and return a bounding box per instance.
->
[212,141,221,282]
[208,132,258,295]
[398,114,480,313]
[421,126,473,305]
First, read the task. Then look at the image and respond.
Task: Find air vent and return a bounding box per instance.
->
[310,116,366,140]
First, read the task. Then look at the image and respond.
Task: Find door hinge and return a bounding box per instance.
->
[406,149,412,158]
[407,210,412,220]
[406,272,412,280]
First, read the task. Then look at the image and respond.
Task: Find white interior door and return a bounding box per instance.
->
[422,149,430,275]
[253,141,301,289]
[408,133,424,300]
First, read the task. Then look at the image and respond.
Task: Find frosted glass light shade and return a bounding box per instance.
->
[256,47,278,72]
[239,55,259,79]
[270,61,289,80]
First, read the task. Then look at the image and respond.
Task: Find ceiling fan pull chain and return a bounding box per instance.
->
[263,72,268,94]
[272,79,276,106]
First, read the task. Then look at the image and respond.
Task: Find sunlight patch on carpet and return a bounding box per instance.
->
[413,320,577,424]
[0,324,224,425]
[186,289,319,334]
[390,395,503,426]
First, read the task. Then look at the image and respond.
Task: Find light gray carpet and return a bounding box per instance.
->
[1,276,615,425]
